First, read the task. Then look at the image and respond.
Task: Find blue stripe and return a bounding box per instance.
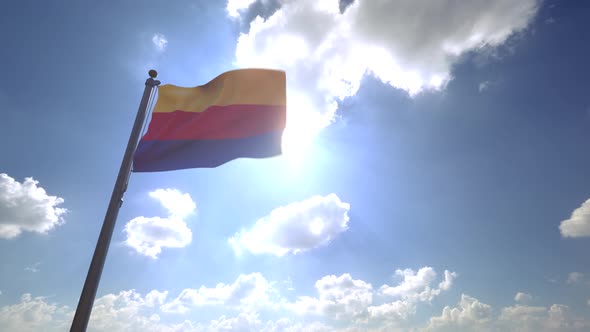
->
[132,131,283,172]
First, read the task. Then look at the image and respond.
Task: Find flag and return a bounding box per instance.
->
[132,69,286,172]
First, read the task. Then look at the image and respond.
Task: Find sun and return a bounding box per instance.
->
[280,94,326,165]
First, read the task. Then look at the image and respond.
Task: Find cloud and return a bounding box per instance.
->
[289,273,373,320]
[500,304,546,321]
[567,272,585,285]
[86,290,170,332]
[229,193,350,256]
[288,266,456,324]
[427,294,493,331]
[364,267,457,325]
[226,0,258,18]
[149,189,196,219]
[161,273,275,314]
[25,262,41,273]
[232,0,540,139]
[427,295,590,332]
[367,300,415,322]
[4,268,590,332]
[379,267,457,302]
[514,292,533,304]
[0,173,67,239]
[0,293,69,332]
[124,189,195,259]
[478,80,493,92]
[560,199,590,237]
[151,33,168,51]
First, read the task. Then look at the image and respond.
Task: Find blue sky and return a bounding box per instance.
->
[1,0,590,331]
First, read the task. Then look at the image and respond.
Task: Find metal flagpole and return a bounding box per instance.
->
[70,70,160,332]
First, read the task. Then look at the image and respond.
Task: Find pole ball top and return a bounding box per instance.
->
[148,69,158,78]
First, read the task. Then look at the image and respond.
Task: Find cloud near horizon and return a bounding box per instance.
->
[3,267,588,331]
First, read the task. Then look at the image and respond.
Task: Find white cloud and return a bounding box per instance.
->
[0,173,67,239]
[427,295,590,332]
[426,294,493,331]
[25,262,41,273]
[478,80,492,92]
[233,0,540,142]
[87,290,171,332]
[367,300,415,322]
[5,268,590,332]
[289,273,372,320]
[288,266,456,325]
[567,272,584,284]
[514,292,533,304]
[145,290,169,308]
[161,273,275,314]
[497,304,587,331]
[364,267,457,325]
[229,193,350,256]
[379,267,457,302]
[208,312,262,331]
[124,217,191,259]
[152,33,168,51]
[149,189,196,219]
[0,294,68,332]
[124,189,195,259]
[560,199,590,237]
[226,0,257,18]
[500,304,546,321]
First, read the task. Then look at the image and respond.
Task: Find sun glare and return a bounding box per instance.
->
[280,94,326,165]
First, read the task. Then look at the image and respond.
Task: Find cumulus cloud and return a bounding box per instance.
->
[0,294,69,332]
[226,0,258,18]
[427,295,590,332]
[514,292,533,304]
[500,304,546,321]
[289,273,373,320]
[161,273,275,314]
[0,173,67,239]
[379,267,457,302]
[367,300,415,322]
[229,193,350,256]
[363,267,457,325]
[232,0,540,142]
[124,189,195,259]
[560,199,590,237]
[87,290,171,332]
[4,269,590,332]
[288,266,456,324]
[151,33,168,51]
[427,294,493,331]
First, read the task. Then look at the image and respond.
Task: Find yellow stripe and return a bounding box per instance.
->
[153,69,286,113]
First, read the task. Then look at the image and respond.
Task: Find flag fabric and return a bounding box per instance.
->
[132,69,286,172]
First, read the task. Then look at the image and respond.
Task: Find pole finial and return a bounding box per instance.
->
[148,69,158,78]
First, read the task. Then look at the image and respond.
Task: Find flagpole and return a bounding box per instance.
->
[70,70,160,332]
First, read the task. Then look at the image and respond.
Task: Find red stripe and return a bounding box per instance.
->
[141,104,286,141]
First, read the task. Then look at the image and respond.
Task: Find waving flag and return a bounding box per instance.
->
[133,69,286,172]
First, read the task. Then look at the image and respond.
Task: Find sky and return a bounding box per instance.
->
[1,0,590,331]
